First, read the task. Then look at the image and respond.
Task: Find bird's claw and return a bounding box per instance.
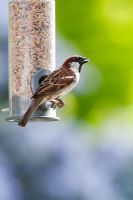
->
[57,100,65,109]
[50,99,65,110]
[50,101,57,110]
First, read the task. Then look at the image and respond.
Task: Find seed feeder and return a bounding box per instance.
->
[6,0,59,122]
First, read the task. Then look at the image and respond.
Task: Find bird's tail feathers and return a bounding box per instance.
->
[18,98,42,127]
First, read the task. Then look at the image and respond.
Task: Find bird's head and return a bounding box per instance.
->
[62,55,89,73]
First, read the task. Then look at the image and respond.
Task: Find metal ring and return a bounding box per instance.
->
[32,68,51,93]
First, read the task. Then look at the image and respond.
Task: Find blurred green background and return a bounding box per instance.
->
[56,0,133,124]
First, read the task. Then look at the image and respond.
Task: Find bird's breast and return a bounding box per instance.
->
[59,72,80,97]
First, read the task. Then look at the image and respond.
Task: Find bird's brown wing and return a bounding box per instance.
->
[32,68,75,98]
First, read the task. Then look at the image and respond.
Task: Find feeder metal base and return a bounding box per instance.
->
[6,116,60,123]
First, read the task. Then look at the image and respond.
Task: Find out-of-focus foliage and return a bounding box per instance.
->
[56,0,133,124]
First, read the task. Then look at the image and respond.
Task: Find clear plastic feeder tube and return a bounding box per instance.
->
[8,0,59,122]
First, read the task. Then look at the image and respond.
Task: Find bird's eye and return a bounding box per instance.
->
[77,57,81,62]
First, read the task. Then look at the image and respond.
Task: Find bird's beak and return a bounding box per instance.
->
[81,57,89,64]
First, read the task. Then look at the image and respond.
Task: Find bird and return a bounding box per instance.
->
[18,55,89,127]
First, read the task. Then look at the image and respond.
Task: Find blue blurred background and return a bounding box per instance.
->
[1,0,133,199]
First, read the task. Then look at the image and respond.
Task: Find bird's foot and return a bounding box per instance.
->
[56,99,65,109]
[50,99,65,110]
[50,100,57,110]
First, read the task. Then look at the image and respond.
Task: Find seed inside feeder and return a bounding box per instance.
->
[9,0,56,119]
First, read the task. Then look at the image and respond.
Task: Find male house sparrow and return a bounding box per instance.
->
[18,56,88,127]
